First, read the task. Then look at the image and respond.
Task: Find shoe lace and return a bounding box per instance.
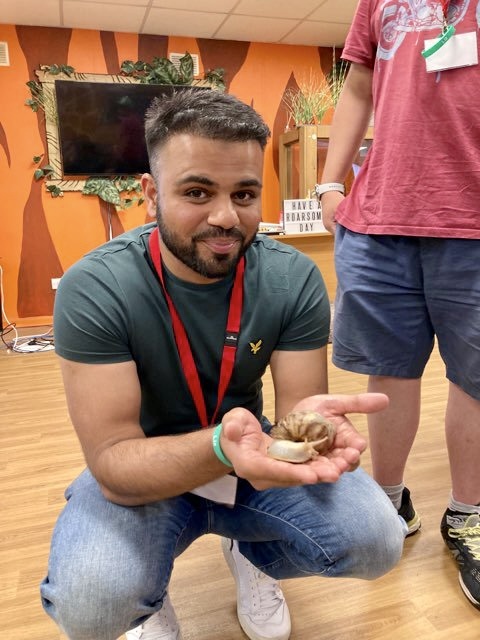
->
[448,514,480,561]
[249,567,284,618]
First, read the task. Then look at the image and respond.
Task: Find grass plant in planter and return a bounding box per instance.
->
[282,51,350,129]
[283,74,333,128]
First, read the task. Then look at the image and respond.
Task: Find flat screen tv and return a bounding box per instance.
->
[54,80,204,177]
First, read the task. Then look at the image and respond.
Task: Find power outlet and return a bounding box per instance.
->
[51,277,61,290]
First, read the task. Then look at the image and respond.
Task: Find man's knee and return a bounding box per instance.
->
[342,511,406,580]
[304,507,406,580]
[40,572,150,640]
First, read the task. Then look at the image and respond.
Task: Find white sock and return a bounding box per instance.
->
[448,492,480,514]
[381,483,405,510]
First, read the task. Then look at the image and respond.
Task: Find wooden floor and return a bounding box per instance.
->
[1,335,479,639]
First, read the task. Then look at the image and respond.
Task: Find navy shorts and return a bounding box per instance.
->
[332,225,480,400]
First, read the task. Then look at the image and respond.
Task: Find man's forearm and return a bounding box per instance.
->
[92,427,230,506]
[321,65,373,183]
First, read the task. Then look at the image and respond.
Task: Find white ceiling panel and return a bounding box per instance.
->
[0,0,61,27]
[144,8,226,39]
[215,15,299,43]
[234,0,322,20]
[0,0,355,46]
[152,0,238,10]
[309,0,359,23]
[73,0,148,5]
[281,20,350,46]
[63,1,146,32]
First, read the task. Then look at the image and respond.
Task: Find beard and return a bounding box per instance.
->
[156,206,255,279]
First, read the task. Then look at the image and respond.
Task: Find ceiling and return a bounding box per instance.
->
[0,0,358,47]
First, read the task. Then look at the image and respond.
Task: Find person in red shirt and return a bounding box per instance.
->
[319,0,480,609]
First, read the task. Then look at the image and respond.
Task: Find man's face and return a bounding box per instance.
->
[142,133,264,283]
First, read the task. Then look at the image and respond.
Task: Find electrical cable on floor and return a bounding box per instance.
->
[10,330,55,353]
[0,264,55,353]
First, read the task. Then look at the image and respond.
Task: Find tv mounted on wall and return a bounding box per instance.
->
[54,80,204,177]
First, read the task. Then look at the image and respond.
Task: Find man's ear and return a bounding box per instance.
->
[141,173,157,219]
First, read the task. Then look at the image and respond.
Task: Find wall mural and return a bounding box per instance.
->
[15,26,72,319]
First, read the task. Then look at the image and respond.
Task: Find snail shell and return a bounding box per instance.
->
[267,410,336,463]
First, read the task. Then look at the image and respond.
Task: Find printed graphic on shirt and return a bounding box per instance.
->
[377,0,470,60]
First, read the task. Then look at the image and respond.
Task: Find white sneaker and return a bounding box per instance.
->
[125,593,182,640]
[221,538,291,640]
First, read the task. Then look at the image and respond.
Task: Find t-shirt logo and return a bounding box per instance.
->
[249,339,263,355]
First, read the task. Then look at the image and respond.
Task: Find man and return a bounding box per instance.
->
[319,0,480,610]
[41,88,405,640]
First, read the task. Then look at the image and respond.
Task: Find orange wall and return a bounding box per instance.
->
[0,24,335,327]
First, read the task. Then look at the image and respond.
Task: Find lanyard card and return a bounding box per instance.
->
[424,31,478,72]
[190,475,238,506]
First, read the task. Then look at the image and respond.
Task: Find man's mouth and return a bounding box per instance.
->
[200,238,239,255]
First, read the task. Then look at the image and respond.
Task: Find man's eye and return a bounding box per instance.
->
[234,191,256,203]
[185,189,208,199]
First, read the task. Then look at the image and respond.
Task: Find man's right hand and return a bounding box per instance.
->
[219,393,388,490]
[320,191,345,235]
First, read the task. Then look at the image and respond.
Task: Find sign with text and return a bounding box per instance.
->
[282,199,326,234]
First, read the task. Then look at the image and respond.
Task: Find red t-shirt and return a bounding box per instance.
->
[337,0,480,238]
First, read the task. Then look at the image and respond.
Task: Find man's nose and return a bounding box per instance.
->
[207,197,240,228]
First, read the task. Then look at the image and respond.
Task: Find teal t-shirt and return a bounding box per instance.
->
[54,223,330,436]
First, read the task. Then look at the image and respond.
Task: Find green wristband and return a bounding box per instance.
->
[212,423,233,467]
[421,24,455,58]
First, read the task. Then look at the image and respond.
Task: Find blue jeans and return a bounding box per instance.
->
[41,468,406,640]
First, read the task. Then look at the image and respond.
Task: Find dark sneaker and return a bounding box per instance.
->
[398,487,421,536]
[441,509,480,609]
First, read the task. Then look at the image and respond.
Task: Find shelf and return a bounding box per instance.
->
[270,232,336,299]
[278,124,374,201]
[272,232,330,240]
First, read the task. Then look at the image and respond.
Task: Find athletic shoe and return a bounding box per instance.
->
[441,509,480,609]
[221,538,291,640]
[125,593,181,639]
[398,487,421,536]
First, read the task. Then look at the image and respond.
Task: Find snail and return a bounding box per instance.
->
[267,410,336,463]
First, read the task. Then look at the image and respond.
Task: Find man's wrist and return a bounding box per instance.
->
[212,423,233,467]
[315,182,345,198]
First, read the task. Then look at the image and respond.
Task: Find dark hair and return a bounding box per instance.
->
[144,88,271,163]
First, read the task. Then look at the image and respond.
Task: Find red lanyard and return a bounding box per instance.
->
[440,0,450,23]
[148,228,244,427]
